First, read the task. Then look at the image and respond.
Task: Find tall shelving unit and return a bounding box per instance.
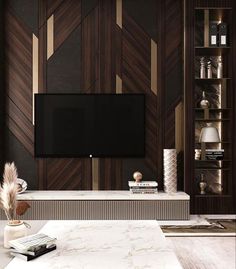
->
[184,0,236,213]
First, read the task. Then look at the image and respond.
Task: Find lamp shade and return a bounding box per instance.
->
[199,123,220,142]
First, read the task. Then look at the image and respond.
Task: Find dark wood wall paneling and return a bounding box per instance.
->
[3,0,183,192]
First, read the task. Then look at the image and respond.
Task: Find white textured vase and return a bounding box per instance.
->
[163,149,177,193]
[4,220,27,248]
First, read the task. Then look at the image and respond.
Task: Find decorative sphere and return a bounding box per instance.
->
[133,171,143,182]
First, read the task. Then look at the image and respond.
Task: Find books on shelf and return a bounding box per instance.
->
[195,149,224,160]
[9,233,57,261]
[128,181,158,194]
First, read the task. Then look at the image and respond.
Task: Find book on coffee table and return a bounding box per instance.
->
[10,244,56,261]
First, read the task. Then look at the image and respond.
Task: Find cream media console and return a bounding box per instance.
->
[0,191,190,220]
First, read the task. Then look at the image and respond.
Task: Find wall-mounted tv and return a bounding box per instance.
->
[35,94,145,158]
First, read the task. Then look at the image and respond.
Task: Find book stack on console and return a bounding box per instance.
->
[9,233,57,261]
[206,149,224,160]
[128,181,158,194]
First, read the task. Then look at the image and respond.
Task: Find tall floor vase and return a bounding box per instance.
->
[163,149,177,193]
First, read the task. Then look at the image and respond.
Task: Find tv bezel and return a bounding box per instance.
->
[34,93,145,158]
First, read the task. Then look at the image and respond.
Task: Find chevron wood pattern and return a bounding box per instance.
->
[5,7,34,156]
[122,11,158,174]
[53,0,82,51]
[3,0,183,193]
[46,158,92,190]
[163,0,183,149]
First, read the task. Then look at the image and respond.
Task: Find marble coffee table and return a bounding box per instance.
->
[5,220,182,269]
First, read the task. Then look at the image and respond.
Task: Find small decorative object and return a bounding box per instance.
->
[16,178,28,194]
[195,149,201,160]
[199,123,220,160]
[207,59,212,78]
[4,220,27,248]
[0,163,30,248]
[200,57,206,78]
[218,23,227,47]
[163,149,177,193]
[209,22,218,47]
[217,56,223,78]
[200,91,210,109]
[133,171,143,182]
[199,174,207,195]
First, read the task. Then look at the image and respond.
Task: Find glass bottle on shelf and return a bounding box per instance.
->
[200,91,210,109]
[217,56,223,78]
[199,174,207,195]
[207,59,212,78]
[200,57,205,78]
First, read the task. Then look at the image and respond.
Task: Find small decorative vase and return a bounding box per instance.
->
[200,57,205,78]
[133,171,143,182]
[207,60,212,78]
[217,56,223,78]
[199,174,207,195]
[163,149,177,193]
[200,91,210,109]
[4,220,27,248]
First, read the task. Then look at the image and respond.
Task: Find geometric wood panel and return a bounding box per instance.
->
[45,158,92,190]
[5,7,34,156]
[3,0,184,192]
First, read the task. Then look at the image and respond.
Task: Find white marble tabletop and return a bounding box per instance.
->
[5,220,183,269]
[17,190,189,201]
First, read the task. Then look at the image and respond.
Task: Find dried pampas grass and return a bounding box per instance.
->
[0,163,18,220]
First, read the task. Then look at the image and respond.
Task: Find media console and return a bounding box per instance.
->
[0,191,190,220]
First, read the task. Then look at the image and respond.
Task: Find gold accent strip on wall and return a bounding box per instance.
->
[116,0,122,28]
[151,39,157,95]
[116,75,122,93]
[204,10,209,47]
[47,15,54,60]
[175,101,183,153]
[32,34,39,125]
[92,158,99,190]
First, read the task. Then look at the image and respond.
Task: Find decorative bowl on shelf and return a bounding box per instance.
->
[16,178,27,194]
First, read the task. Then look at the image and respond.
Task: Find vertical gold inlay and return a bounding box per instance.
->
[151,39,157,95]
[175,101,183,153]
[32,34,38,125]
[116,0,122,28]
[47,15,54,60]
[204,10,209,47]
[92,158,99,190]
[116,75,122,93]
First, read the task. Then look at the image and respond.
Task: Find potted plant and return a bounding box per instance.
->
[0,162,30,248]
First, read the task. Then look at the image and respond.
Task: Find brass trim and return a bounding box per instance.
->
[151,39,157,95]
[204,10,209,47]
[175,101,183,153]
[47,15,54,60]
[32,34,39,125]
[116,0,122,28]
[116,75,122,93]
[92,158,99,190]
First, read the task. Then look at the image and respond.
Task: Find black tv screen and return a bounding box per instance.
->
[35,94,145,158]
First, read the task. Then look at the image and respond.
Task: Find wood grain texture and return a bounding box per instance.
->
[46,158,92,190]
[5,7,34,155]
[53,0,82,51]
[122,10,158,175]
[81,6,99,91]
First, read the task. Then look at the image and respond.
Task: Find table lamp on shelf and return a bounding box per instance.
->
[199,123,220,160]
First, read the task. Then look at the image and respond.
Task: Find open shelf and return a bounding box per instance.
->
[195,118,230,121]
[194,108,231,111]
[195,47,230,56]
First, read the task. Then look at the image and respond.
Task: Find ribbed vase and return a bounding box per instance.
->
[163,149,177,193]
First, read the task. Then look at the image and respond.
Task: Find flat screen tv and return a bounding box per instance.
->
[35,94,145,158]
